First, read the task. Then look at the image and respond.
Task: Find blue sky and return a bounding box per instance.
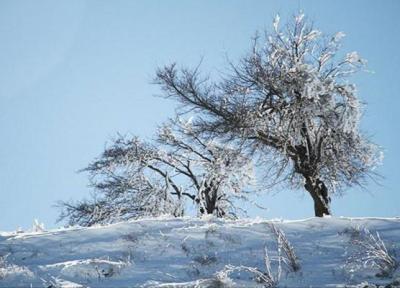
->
[0,0,399,231]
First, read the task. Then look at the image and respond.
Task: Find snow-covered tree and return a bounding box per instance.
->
[58,138,181,226]
[59,119,253,226]
[157,118,254,217]
[155,13,381,217]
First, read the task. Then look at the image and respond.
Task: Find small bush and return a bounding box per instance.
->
[349,227,397,277]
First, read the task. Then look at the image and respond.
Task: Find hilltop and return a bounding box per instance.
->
[1,217,400,287]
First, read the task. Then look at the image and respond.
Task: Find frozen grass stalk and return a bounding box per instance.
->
[216,246,280,287]
[269,223,301,272]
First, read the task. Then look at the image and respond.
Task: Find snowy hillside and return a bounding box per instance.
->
[1,217,400,287]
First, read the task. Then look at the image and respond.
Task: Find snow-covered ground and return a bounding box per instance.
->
[1,217,399,287]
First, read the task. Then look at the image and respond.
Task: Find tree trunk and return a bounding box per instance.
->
[205,188,217,215]
[304,177,331,217]
[198,184,217,215]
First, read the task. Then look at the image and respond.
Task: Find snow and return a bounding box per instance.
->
[0,217,399,287]
[346,51,363,64]
[333,31,346,42]
[273,14,280,32]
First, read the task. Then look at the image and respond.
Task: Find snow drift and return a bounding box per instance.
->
[1,217,399,287]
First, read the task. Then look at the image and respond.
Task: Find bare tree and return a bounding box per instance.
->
[155,13,381,217]
[59,119,253,226]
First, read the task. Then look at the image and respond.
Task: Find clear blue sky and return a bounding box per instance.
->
[1,0,399,231]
